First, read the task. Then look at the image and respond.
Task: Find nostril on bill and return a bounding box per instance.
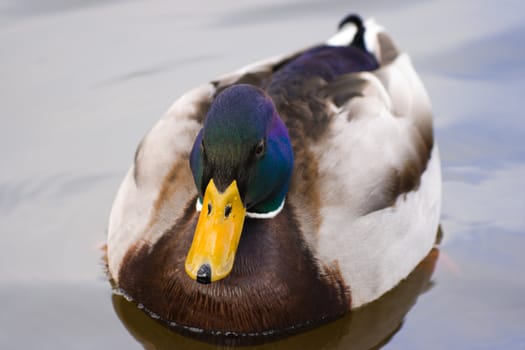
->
[225,204,232,218]
[196,264,212,284]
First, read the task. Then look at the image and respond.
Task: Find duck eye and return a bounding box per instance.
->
[254,139,265,157]
[207,202,212,215]
[224,204,232,218]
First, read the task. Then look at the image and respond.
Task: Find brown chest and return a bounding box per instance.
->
[118,200,350,336]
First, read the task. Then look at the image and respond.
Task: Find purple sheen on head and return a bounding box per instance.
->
[189,84,294,213]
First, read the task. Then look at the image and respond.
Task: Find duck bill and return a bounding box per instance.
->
[185,179,246,283]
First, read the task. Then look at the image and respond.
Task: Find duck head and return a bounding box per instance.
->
[186,84,294,284]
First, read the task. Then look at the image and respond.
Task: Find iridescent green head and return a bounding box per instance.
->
[186,84,294,283]
[190,84,294,215]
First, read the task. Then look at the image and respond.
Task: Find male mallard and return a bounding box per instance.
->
[107,15,441,338]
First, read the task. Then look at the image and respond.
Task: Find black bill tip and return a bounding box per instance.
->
[196,264,212,284]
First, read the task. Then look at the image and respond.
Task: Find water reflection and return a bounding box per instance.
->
[419,24,525,81]
[1,0,129,16]
[213,0,428,27]
[1,0,523,348]
[112,248,439,349]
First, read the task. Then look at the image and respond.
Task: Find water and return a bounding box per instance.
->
[1,0,524,349]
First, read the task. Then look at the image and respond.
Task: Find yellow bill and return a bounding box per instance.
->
[185,179,246,283]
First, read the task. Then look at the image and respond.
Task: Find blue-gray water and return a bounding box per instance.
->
[1,0,524,349]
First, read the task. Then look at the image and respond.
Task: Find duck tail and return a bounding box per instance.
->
[327,14,384,60]
[338,14,366,50]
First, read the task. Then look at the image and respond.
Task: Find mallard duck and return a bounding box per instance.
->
[107,14,441,338]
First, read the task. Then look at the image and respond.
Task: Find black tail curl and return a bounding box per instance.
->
[338,13,367,51]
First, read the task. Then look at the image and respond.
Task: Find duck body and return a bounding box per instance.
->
[107,16,441,338]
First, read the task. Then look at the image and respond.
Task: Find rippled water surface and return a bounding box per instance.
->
[1,0,524,349]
